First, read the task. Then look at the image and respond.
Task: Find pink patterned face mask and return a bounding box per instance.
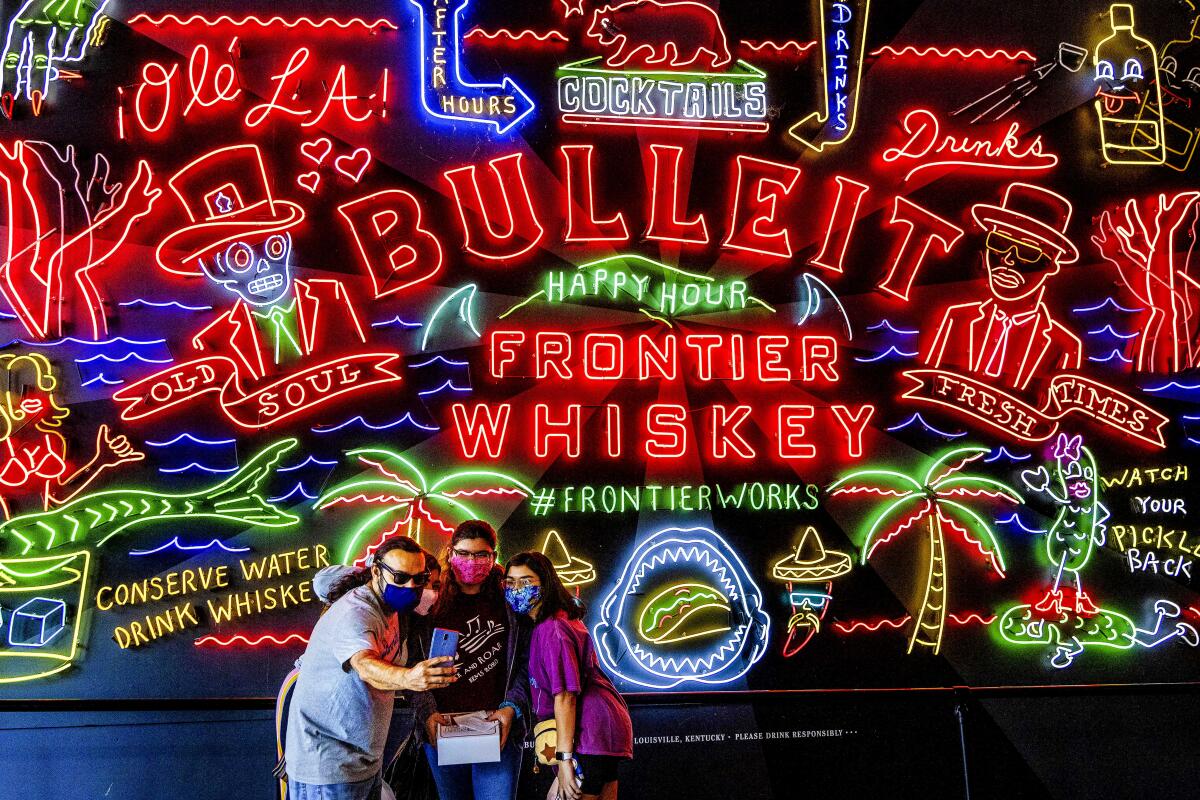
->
[449,555,494,585]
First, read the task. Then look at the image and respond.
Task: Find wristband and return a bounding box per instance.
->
[498,700,522,720]
[556,751,574,762]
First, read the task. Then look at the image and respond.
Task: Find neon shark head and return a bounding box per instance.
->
[593,525,770,689]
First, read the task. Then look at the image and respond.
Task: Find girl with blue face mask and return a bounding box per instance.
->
[504,551,633,800]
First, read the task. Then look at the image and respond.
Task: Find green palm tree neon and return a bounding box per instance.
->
[317,447,533,564]
[828,446,1021,654]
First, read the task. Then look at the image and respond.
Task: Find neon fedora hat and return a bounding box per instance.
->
[970,182,1080,265]
[155,144,306,276]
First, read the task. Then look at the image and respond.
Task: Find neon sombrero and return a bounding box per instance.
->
[540,530,595,587]
[156,144,306,276]
[771,527,852,583]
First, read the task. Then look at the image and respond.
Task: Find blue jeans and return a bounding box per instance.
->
[288,773,381,800]
[425,741,521,800]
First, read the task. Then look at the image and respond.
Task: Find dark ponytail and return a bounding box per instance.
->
[327,535,427,603]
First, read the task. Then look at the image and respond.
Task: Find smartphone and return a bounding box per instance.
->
[429,627,460,660]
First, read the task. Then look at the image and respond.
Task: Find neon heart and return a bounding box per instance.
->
[1,93,13,119]
[297,171,321,194]
[30,90,44,117]
[334,148,372,183]
[300,138,332,165]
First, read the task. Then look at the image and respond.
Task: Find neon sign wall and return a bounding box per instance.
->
[0,0,1197,699]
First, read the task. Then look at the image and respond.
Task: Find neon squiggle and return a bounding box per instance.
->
[854,346,918,363]
[887,412,967,439]
[312,413,440,434]
[145,434,237,447]
[1072,297,1144,314]
[873,45,1034,61]
[129,537,251,556]
[866,319,918,336]
[129,13,397,31]
[194,633,310,647]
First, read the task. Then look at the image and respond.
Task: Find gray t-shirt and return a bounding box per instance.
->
[285,584,407,784]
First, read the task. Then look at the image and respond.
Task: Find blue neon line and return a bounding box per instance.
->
[1085,325,1139,340]
[410,355,470,368]
[371,316,423,329]
[313,412,441,434]
[75,352,174,365]
[417,379,472,397]
[887,412,967,439]
[853,346,918,363]
[983,447,1032,463]
[267,483,318,503]
[159,463,239,475]
[278,456,338,472]
[865,319,918,336]
[1145,381,1200,392]
[129,536,251,556]
[119,299,213,311]
[18,336,167,347]
[1088,349,1134,364]
[144,433,237,447]
[995,513,1048,535]
[81,374,124,387]
[1071,297,1143,314]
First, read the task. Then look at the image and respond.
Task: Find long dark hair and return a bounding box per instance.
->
[430,519,503,617]
[504,551,584,623]
[327,535,427,604]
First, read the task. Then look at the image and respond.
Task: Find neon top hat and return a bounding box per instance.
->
[970,182,1079,264]
[540,530,596,587]
[771,527,852,583]
[155,144,306,276]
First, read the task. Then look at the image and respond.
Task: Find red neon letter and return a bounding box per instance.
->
[802,336,839,382]
[756,336,792,382]
[452,403,511,458]
[877,196,964,301]
[811,175,870,274]
[723,155,801,259]
[832,404,874,458]
[536,332,573,379]
[584,333,624,380]
[646,145,708,244]
[638,334,678,380]
[605,403,622,458]
[444,153,545,262]
[337,190,443,299]
[562,145,628,243]
[534,403,581,458]
[712,405,755,459]
[645,403,688,458]
[490,331,525,379]
[778,405,816,459]
[684,334,724,381]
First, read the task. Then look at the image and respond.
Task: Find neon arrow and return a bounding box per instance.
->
[407,0,535,134]
[788,0,871,152]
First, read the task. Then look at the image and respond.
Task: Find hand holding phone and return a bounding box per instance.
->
[430,627,460,660]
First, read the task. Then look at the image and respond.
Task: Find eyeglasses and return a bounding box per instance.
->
[377,562,431,587]
[451,548,496,562]
[985,231,1045,264]
[504,577,539,589]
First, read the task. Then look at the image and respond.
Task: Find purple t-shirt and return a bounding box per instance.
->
[529,612,633,758]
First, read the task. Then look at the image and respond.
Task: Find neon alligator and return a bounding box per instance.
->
[0,439,300,555]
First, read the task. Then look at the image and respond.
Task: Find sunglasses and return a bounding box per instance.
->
[985,230,1045,264]
[377,561,431,587]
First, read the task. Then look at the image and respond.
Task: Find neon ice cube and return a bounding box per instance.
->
[8,597,67,648]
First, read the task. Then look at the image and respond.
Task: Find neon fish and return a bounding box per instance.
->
[1,439,301,555]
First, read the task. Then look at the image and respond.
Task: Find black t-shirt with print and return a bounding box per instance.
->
[431,591,508,713]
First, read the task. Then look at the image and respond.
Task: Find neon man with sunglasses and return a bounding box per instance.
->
[925,182,1083,394]
[284,535,457,800]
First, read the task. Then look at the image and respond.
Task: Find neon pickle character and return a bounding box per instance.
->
[0,352,142,519]
[1,0,112,104]
[924,182,1082,397]
[997,433,1199,668]
[153,144,370,388]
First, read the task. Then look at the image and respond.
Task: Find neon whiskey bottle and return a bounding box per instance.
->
[1093,3,1166,165]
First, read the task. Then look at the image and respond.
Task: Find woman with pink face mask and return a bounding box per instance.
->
[413,520,531,800]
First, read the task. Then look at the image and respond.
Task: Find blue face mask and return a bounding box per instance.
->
[505,584,541,615]
[379,577,422,615]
